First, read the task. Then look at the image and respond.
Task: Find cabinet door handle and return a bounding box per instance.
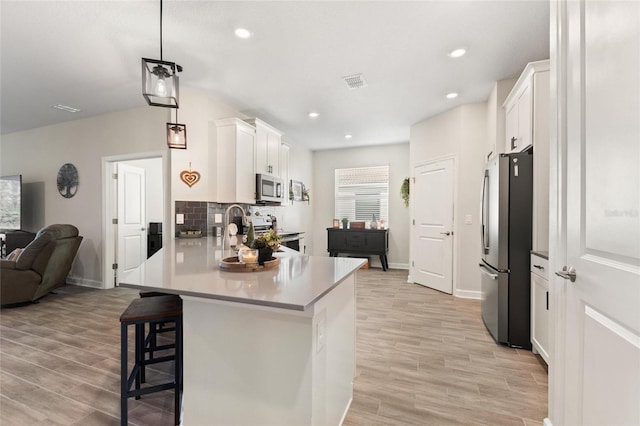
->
[440,231,451,236]
[511,136,517,150]
[533,264,545,270]
[546,291,549,310]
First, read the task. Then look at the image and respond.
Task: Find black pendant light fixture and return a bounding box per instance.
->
[167,108,187,149]
[142,0,182,108]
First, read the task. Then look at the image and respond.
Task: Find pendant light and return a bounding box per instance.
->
[167,108,187,149]
[142,0,182,108]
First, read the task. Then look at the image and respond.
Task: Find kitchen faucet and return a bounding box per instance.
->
[223,204,247,251]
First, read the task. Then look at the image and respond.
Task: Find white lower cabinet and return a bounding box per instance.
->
[530,253,550,364]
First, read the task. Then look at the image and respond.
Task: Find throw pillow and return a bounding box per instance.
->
[6,248,23,261]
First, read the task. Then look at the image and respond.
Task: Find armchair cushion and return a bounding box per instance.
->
[1,259,17,269]
[15,232,54,272]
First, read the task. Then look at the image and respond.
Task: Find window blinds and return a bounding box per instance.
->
[335,165,389,224]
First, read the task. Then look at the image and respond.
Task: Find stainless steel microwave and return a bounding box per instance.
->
[256,174,283,204]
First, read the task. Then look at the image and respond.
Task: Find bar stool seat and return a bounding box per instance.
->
[139,291,177,376]
[120,295,182,425]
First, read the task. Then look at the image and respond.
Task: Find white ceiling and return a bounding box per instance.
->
[0,1,550,150]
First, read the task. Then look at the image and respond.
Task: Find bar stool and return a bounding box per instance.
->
[139,291,178,382]
[120,294,182,425]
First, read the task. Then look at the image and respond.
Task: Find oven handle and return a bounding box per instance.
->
[280,236,301,243]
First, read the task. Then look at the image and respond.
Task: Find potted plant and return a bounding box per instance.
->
[341,218,349,229]
[251,229,282,265]
[245,221,255,248]
[401,177,410,207]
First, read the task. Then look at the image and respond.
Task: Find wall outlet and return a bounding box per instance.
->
[176,213,184,225]
[214,213,222,223]
[465,214,472,225]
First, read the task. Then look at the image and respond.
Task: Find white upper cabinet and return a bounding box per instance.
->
[245,118,282,177]
[503,60,549,154]
[486,78,517,160]
[504,59,550,252]
[214,118,256,204]
[279,143,290,206]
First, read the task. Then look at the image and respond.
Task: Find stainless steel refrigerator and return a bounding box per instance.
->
[480,150,532,348]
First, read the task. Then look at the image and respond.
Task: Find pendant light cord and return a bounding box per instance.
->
[159,0,163,60]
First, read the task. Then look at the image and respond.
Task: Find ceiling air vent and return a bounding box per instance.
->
[343,74,368,90]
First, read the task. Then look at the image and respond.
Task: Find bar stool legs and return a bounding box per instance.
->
[120,295,182,425]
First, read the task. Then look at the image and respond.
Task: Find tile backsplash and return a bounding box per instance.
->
[174,201,253,237]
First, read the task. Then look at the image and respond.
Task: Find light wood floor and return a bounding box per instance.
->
[0,268,547,425]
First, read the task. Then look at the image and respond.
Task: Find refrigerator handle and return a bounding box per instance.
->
[481,170,490,254]
[479,263,498,280]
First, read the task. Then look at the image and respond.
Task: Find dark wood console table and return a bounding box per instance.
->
[327,228,389,271]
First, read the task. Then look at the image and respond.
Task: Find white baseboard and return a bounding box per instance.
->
[67,275,103,289]
[388,262,409,270]
[367,260,409,270]
[543,418,552,426]
[454,289,482,300]
[404,277,481,300]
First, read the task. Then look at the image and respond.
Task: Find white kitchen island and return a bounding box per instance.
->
[119,237,365,426]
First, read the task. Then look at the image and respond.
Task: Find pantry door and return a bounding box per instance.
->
[411,158,454,294]
[117,163,147,276]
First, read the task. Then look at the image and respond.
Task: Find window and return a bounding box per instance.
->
[335,166,389,224]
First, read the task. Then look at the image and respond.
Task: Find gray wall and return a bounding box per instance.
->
[1,105,171,287]
[312,143,410,269]
[0,88,314,287]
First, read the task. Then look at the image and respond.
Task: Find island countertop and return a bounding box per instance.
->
[119,237,365,311]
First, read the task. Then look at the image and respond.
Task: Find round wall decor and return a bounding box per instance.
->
[57,163,79,198]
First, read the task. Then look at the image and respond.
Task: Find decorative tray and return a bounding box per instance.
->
[219,256,280,272]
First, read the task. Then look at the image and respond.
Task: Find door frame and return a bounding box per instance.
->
[102,151,169,289]
[549,0,569,424]
[409,154,458,294]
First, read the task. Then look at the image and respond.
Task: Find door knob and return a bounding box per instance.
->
[440,231,451,236]
[555,266,577,282]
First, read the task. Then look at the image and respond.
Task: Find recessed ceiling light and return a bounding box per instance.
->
[448,48,467,58]
[234,28,253,39]
[446,92,458,99]
[50,104,81,113]
[308,112,319,118]
[345,134,353,139]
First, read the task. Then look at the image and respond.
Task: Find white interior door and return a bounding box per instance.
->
[117,163,146,277]
[411,158,454,294]
[556,1,640,424]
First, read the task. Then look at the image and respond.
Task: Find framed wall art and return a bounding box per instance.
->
[290,180,303,201]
